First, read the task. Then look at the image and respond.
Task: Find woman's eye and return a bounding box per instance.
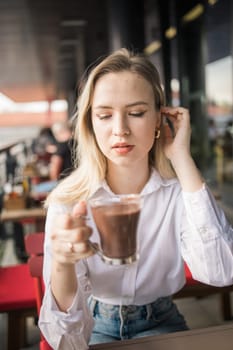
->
[129,111,145,117]
[97,114,112,120]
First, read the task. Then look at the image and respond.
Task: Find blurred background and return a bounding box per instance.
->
[0,0,232,188]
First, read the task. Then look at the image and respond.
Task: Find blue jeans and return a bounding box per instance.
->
[88,297,189,344]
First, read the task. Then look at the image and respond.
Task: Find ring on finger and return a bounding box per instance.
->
[67,242,74,253]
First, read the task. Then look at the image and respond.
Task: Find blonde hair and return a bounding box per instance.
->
[46,48,175,206]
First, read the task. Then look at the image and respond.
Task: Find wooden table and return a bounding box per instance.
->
[1,207,46,222]
[1,207,46,231]
[90,324,233,350]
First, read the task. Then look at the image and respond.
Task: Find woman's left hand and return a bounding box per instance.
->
[161,106,192,162]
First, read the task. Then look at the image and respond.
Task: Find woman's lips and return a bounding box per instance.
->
[112,143,134,155]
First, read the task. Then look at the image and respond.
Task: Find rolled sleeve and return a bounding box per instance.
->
[39,282,94,349]
[181,184,233,286]
[182,184,226,241]
[39,203,94,349]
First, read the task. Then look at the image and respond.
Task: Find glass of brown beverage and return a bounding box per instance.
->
[89,194,143,265]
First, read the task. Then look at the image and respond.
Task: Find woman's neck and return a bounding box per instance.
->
[106,163,151,194]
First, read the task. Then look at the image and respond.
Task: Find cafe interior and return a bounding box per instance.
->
[0,0,233,349]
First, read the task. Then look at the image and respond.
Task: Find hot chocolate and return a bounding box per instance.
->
[91,202,140,259]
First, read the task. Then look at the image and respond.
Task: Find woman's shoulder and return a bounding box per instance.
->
[142,169,181,197]
[46,201,73,216]
[150,168,180,188]
[45,169,81,205]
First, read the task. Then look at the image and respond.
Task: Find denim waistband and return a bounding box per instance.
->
[88,296,172,321]
[88,296,188,342]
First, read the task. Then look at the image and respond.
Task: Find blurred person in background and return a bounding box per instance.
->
[207,118,219,164]
[31,127,57,164]
[5,149,18,183]
[208,118,218,151]
[223,120,233,158]
[0,184,5,241]
[49,121,74,180]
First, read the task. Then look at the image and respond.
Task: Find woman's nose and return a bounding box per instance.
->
[112,116,130,136]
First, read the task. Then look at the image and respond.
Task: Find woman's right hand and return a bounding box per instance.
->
[50,201,95,265]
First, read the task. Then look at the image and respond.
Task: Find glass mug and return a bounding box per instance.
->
[89,194,143,265]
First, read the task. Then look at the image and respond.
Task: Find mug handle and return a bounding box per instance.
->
[89,241,104,258]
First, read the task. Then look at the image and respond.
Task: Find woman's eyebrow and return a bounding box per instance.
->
[126,101,149,107]
[93,105,112,110]
[93,101,149,110]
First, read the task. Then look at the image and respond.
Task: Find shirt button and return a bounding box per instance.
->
[199,227,207,235]
[84,285,91,292]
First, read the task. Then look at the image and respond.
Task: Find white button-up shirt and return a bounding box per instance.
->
[39,169,233,349]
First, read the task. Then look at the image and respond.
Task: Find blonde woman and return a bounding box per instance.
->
[39,48,233,349]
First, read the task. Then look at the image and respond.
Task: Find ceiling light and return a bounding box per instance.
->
[144,41,162,55]
[165,26,177,39]
[208,0,218,5]
[182,4,204,23]
[0,92,14,106]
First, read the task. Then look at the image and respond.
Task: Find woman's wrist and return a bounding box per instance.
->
[169,150,191,167]
[51,261,78,312]
[170,153,204,192]
[52,259,76,273]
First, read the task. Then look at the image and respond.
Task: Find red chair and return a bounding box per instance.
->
[174,263,233,320]
[0,263,37,350]
[24,232,52,350]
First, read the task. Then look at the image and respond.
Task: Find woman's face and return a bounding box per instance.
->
[91,71,160,168]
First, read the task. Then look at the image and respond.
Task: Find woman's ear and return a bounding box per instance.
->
[156,110,162,129]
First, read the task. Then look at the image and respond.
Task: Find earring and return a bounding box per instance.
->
[154,129,160,139]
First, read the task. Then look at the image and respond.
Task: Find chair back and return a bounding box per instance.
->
[24,232,52,350]
[24,232,45,313]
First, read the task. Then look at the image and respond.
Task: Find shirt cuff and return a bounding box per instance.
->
[182,183,223,241]
[45,284,89,334]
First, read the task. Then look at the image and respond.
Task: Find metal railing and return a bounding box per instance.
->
[0,139,33,185]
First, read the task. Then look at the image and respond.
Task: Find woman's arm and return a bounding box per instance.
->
[162,107,233,285]
[39,202,95,349]
[49,154,63,180]
[50,202,93,310]
[180,185,233,286]
[162,106,204,192]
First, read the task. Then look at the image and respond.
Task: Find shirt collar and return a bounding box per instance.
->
[90,168,178,199]
[141,168,178,195]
